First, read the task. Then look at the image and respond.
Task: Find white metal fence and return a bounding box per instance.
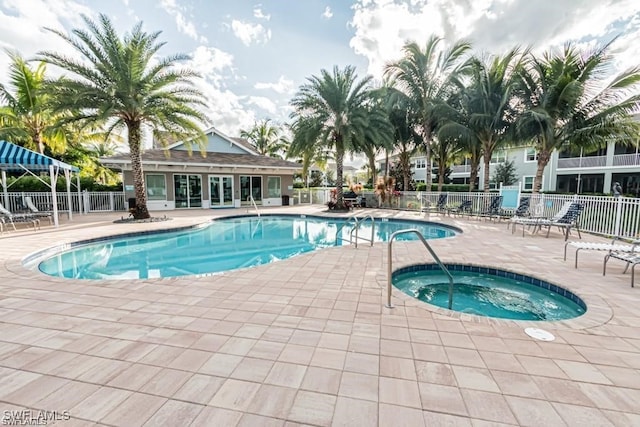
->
[1,191,127,214]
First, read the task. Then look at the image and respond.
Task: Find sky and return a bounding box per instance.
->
[1,0,640,142]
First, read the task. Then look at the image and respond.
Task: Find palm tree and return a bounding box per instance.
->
[290,65,392,209]
[0,51,67,154]
[240,119,287,158]
[39,14,207,218]
[466,49,525,192]
[515,43,640,193]
[432,134,464,191]
[385,36,471,191]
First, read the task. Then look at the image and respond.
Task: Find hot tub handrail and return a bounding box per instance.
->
[247,195,260,217]
[349,213,375,248]
[387,228,454,310]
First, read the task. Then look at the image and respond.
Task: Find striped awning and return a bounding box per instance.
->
[0,140,79,172]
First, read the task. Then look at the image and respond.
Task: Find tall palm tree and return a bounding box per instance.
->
[466,49,525,192]
[515,43,640,193]
[39,14,207,218]
[385,36,471,192]
[0,51,67,154]
[240,119,287,158]
[290,65,392,209]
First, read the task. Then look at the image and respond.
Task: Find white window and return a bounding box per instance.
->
[523,176,535,191]
[414,158,426,169]
[146,174,166,200]
[267,176,281,198]
[490,150,507,164]
[524,148,538,162]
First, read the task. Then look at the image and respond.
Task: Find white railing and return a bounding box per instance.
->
[1,191,126,214]
[612,153,640,167]
[557,156,607,168]
[450,164,471,174]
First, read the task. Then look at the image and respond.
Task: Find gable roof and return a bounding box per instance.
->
[102,149,300,170]
[0,140,79,172]
[166,127,258,155]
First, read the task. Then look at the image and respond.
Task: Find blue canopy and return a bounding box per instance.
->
[0,140,79,172]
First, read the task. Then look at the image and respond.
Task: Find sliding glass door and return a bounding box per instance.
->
[240,175,262,205]
[173,174,202,208]
[209,175,234,208]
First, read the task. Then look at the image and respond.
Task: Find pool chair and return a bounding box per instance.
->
[423,193,448,213]
[447,200,473,217]
[534,202,584,241]
[477,195,503,221]
[603,249,640,287]
[25,196,54,225]
[512,201,572,238]
[507,197,531,232]
[565,237,640,269]
[0,202,40,231]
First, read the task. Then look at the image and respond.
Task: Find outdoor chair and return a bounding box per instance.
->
[423,193,448,213]
[0,202,40,231]
[565,237,640,269]
[512,201,572,238]
[447,200,472,217]
[25,196,54,225]
[477,195,503,221]
[534,202,584,241]
[603,249,640,288]
[507,197,531,233]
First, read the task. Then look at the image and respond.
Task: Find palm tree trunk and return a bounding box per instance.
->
[533,150,550,194]
[384,149,389,181]
[34,134,44,154]
[483,156,491,193]
[423,126,432,192]
[438,160,445,191]
[368,156,376,186]
[469,162,479,192]
[128,120,150,219]
[335,145,345,209]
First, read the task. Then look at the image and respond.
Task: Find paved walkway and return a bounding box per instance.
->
[0,206,639,426]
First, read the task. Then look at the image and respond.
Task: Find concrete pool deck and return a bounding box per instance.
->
[0,206,639,426]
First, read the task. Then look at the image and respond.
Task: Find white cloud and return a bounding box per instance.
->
[348,0,640,79]
[254,75,295,94]
[322,6,333,19]
[159,0,208,44]
[253,6,270,20]
[245,96,278,115]
[231,20,271,46]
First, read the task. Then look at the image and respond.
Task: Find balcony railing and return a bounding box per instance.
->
[450,165,471,174]
[557,156,607,168]
[612,153,640,167]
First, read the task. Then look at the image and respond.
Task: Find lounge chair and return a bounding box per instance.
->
[447,200,472,217]
[565,237,640,268]
[477,195,503,221]
[25,196,54,225]
[512,201,572,238]
[535,202,583,241]
[603,249,640,287]
[507,197,531,233]
[0,203,40,231]
[423,193,448,213]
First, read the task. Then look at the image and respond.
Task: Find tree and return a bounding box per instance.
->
[492,159,518,186]
[385,36,471,192]
[0,51,68,155]
[466,49,525,193]
[39,14,207,218]
[432,135,464,191]
[240,119,287,158]
[290,65,392,209]
[515,42,640,193]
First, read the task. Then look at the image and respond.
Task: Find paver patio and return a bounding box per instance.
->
[0,206,639,426]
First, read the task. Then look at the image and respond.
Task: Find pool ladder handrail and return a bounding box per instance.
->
[247,195,260,217]
[335,213,375,248]
[387,229,454,310]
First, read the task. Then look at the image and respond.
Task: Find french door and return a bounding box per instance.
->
[173,174,202,208]
[240,175,262,205]
[209,175,234,208]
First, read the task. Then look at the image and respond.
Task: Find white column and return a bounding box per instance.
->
[65,169,72,220]
[76,174,82,214]
[1,170,8,209]
[50,165,59,227]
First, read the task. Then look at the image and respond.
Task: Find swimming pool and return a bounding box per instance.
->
[392,264,585,321]
[34,214,458,280]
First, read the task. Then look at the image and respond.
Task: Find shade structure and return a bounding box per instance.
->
[0,140,81,227]
[0,140,79,172]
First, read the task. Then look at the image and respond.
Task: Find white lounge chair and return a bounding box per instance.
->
[512,201,573,237]
[0,202,40,231]
[25,196,54,225]
[564,237,640,268]
[603,249,640,288]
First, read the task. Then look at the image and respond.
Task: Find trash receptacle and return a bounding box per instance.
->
[281,195,290,206]
[128,198,136,210]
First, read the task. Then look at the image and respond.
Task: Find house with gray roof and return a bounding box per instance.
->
[101,127,300,211]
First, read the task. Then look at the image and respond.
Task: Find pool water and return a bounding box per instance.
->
[37,215,457,280]
[393,270,585,321]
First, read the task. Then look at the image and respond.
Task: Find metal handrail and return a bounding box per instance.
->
[247,195,260,217]
[335,216,358,245]
[349,213,375,248]
[387,229,454,310]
